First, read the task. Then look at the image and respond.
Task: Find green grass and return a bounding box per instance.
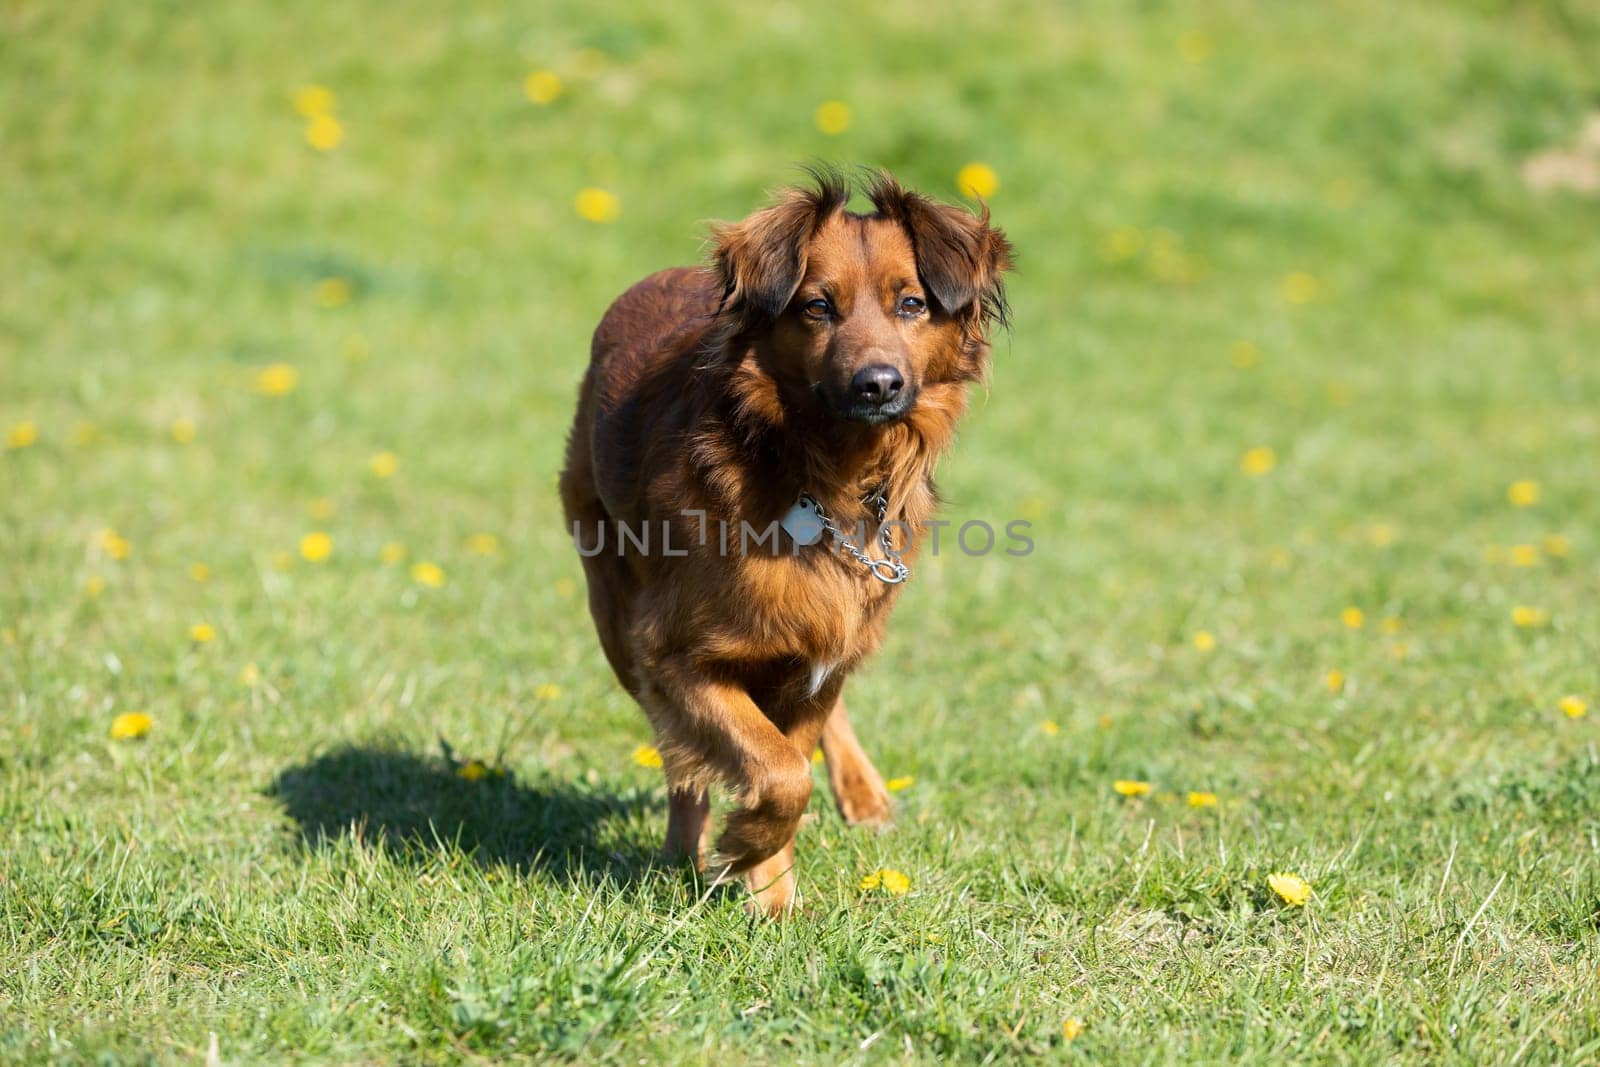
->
[5,0,1600,1061]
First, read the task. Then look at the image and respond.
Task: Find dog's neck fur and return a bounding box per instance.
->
[690,341,966,534]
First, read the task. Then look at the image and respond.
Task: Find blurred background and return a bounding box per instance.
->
[4,0,1600,1059]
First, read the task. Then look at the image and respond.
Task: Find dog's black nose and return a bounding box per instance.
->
[851,364,904,406]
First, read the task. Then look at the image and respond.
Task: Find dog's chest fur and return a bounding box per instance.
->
[717,546,900,666]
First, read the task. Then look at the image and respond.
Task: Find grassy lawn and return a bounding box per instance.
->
[5,0,1600,1061]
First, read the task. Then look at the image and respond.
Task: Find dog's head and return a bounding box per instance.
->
[711,169,1013,426]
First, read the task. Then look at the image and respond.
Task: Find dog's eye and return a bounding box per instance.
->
[802,298,832,319]
[897,295,926,317]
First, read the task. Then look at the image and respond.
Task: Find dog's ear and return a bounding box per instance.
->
[711,173,850,322]
[869,174,1014,331]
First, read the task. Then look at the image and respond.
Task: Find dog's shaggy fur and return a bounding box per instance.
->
[560,169,1012,914]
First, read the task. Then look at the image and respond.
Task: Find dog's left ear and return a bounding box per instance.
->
[903,199,1014,329]
[871,174,1014,331]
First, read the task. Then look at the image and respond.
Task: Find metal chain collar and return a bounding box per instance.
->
[800,488,910,585]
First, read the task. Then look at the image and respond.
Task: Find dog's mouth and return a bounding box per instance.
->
[819,384,919,426]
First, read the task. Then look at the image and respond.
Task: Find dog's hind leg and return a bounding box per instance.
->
[560,469,641,699]
[820,697,892,827]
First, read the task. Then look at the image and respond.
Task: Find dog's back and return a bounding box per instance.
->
[568,267,719,528]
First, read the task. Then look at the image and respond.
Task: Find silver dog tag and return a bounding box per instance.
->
[780,497,825,546]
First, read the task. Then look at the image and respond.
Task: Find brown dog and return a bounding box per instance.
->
[560,169,1012,914]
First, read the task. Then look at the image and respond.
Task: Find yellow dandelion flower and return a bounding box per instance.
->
[632,744,663,768]
[1268,871,1311,906]
[1340,607,1365,630]
[1192,630,1217,652]
[252,363,298,396]
[1541,534,1570,559]
[1324,178,1357,208]
[955,162,999,200]
[1506,480,1540,507]
[187,562,211,583]
[1367,523,1396,547]
[813,100,852,135]
[554,576,577,598]
[1509,543,1540,567]
[1062,1017,1086,1042]
[1187,791,1218,808]
[1177,29,1212,62]
[1511,605,1548,628]
[1325,668,1345,694]
[574,187,620,223]
[369,450,398,479]
[305,113,344,152]
[1113,779,1152,797]
[886,775,914,792]
[99,528,132,561]
[466,532,501,556]
[170,416,197,444]
[299,531,333,562]
[84,575,106,599]
[379,541,406,565]
[109,712,153,741]
[189,622,216,644]
[1559,695,1588,719]
[307,497,336,520]
[535,682,561,700]
[1227,340,1260,369]
[314,277,352,308]
[811,747,824,764]
[1041,719,1061,735]
[239,662,261,686]
[6,421,38,450]
[1389,641,1409,660]
[1099,225,1143,263]
[457,759,489,782]
[1268,547,1292,569]
[292,84,334,118]
[859,868,910,894]
[524,70,562,104]
[410,560,446,587]
[1380,616,1402,635]
[1281,271,1320,305]
[1240,446,1276,476]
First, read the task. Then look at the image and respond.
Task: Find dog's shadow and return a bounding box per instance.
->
[268,742,667,884]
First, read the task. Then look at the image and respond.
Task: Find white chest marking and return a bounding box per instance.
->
[807,659,838,698]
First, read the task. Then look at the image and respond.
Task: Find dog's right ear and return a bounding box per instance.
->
[711,175,848,322]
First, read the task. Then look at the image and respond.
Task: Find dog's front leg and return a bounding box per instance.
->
[643,658,815,916]
[663,787,710,869]
[820,697,892,827]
